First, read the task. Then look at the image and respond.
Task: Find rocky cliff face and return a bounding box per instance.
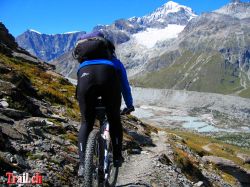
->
[0,22,18,51]
[214,0,250,19]
[0,22,80,186]
[16,30,86,61]
[51,49,78,79]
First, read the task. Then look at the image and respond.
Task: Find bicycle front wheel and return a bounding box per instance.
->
[84,129,100,187]
[105,141,119,187]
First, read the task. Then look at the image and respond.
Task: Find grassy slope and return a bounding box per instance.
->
[0,53,80,119]
[167,129,250,171]
[132,51,250,98]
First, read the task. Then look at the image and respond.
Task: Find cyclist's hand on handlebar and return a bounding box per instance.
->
[121,106,135,115]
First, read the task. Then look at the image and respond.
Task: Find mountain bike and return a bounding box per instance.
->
[83,97,119,187]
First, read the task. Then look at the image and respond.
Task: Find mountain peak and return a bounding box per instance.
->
[153,1,185,15]
[27,29,41,34]
[141,1,197,27]
[63,31,81,34]
[156,1,196,15]
[162,1,182,11]
[163,1,179,7]
[214,0,250,19]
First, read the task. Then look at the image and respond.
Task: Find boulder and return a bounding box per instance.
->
[0,113,14,124]
[0,108,30,120]
[14,154,30,168]
[10,73,38,98]
[194,181,205,187]
[237,153,250,164]
[158,153,172,165]
[19,117,47,127]
[202,156,250,184]
[0,123,23,140]
[14,123,29,137]
[0,151,20,173]
[0,79,15,92]
[0,127,5,149]
[0,63,11,74]
[0,99,9,108]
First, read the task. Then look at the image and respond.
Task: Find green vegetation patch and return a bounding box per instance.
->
[167,129,250,171]
[64,132,77,145]
[0,53,80,120]
[132,50,249,98]
[215,133,250,149]
[174,147,212,185]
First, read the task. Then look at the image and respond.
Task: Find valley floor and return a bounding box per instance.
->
[131,87,250,148]
[115,87,250,186]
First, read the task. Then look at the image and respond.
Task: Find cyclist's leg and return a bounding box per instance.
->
[77,67,98,165]
[101,81,123,165]
[77,102,95,164]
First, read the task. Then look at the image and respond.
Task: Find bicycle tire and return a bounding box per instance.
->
[84,129,99,187]
[106,167,119,187]
[84,128,119,187]
[105,141,119,187]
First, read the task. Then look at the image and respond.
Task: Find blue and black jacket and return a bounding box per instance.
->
[78,58,133,108]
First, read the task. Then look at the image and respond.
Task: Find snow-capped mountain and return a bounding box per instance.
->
[108,1,197,76]
[132,24,185,48]
[131,0,250,98]
[14,1,250,97]
[126,1,196,48]
[16,30,86,61]
[129,1,197,28]
[16,1,196,63]
[92,1,197,45]
[49,1,197,79]
[107,1,196,32]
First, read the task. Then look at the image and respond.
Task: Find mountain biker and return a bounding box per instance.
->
[74,31,135,176]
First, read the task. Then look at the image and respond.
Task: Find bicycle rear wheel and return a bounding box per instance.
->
[84,129,100,187]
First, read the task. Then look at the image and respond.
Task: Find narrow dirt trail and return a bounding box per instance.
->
[116,131,192,187]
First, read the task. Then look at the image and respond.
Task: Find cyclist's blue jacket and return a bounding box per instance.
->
[78,58,133,108]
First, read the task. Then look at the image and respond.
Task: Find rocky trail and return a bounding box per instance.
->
[117,131,193,187]
[116,127,249,187]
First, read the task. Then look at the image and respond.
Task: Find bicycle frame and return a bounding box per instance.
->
[95,98,112,182]
[84,97,119,187]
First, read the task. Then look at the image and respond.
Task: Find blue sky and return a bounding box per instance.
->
[0,0,248,37]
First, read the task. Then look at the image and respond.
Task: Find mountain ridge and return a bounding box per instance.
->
[214,0,250,19]
[50,1,196,80]
[16,30,86,61]
[14,1,250,98]
[16,1,196,61]
[131,1,250,98]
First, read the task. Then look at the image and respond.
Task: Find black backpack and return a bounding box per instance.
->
[72,37,114,63]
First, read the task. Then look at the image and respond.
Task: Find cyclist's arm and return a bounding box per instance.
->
[112,58,133,108]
